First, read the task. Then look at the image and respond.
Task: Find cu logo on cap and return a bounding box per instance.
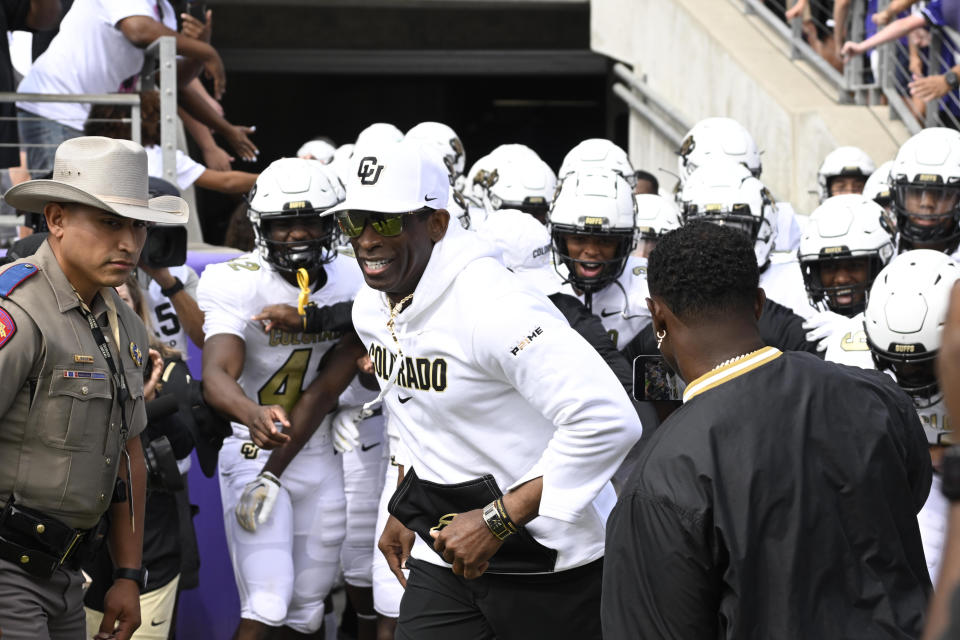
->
[358,157,385,185]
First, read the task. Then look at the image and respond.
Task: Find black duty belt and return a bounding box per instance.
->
[0,499,96,579]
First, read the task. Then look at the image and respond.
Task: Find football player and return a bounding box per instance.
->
[550,169,648,348]
[676,117,801,252]
[465,144,555,225]
[889,127,960,257]
[865,250,960,582]
[633,193,682,259]
[816,146,876,202]
[679,160,813,319]
[799,195,895,359]
[558,139,636,189]
[199,158,363,639]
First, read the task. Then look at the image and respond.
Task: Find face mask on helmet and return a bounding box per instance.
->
[549,171,637,295]
[801,253,885,316]
[551,225,635,294]
[869,342,940,408]
[893,181,960,252]
[251,207,338,273]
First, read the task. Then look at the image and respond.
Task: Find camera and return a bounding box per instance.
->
[143,435,184,492]
[140,224,187,269]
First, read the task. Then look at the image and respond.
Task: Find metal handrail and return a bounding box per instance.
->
[0,36,177,233]
[611,64,691,149]
[739,0,848,99]
[612,63,692,134]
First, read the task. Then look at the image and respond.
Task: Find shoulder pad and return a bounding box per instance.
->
[0,263,38,298]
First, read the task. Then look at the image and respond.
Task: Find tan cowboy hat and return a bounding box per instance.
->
[3,136,189,224]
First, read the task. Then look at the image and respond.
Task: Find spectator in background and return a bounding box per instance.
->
[16,0,256,173]
[85,91,257,196]
[0,0,59,169]
[632,169,658,195]
[841,4,960,108]
[784,0,843,70]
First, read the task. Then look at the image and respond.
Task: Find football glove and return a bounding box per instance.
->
[236,471,281,532]
[802,310,849,353]
[332,407,362,453]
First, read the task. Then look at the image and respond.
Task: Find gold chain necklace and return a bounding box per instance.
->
[386,293,414,352]
[711,347,765,371]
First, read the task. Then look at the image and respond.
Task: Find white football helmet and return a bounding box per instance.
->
[890,127,960,254]
[558,139,635,186]
[677,117,761,185]
[469,144,556,223]
[680,160,778,267]
[634,194,681,257]
[405,121,466,183]
[798,195,895,316]
[296,138,336,164]
[865,249,960,441]
[330,143,355,186]
[352,123,404,161]
[863,160,893,207]
[816,146,875,202]
[549,170,637,294]
[247,158,345,272]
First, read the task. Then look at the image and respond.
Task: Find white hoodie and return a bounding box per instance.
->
[352,228,643,572]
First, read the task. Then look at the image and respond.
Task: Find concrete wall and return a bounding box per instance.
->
[592,0,911,214]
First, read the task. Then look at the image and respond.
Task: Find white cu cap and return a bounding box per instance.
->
[325,139,450,215]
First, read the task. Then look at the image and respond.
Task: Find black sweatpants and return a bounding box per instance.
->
[396,557,603,640]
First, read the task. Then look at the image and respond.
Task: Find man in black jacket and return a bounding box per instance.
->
[602,222,932,639]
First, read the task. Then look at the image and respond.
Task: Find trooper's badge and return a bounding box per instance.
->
[129,342,143,367]
[357,156,384,185]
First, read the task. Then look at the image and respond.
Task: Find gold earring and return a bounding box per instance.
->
[656,329,666,349]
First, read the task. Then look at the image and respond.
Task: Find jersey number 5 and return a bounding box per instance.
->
[257,348,311,414]
[154,302,181,337]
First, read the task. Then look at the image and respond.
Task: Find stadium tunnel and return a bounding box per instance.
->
[197,0,625,243]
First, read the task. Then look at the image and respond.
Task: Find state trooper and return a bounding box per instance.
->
[0,136,189,640]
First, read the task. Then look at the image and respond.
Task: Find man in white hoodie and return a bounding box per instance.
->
[327,140,642,640]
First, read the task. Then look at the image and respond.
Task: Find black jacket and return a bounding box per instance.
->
[602,351,932,639]
[549,292,632,396]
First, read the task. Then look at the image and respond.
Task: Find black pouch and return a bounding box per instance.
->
[387,468,557,574]
[0,498,84,578]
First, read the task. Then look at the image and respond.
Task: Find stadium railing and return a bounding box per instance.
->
[0,36,178,230]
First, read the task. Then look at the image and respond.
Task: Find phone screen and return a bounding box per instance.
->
[632,355,685,403]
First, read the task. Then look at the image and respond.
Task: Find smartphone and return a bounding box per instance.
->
[187,1,207,22]
[632,355,685,403]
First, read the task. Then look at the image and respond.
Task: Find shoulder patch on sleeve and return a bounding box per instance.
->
[0,307,16,348]
[0,263,38,298]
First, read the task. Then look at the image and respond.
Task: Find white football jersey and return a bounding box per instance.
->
[824,313,875,369]
[139,264,199,356]
[761,256,815,319]
[575,255,651,349]
[919,471,947,582]
[198,252,364,435]
[773,201,802,252]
